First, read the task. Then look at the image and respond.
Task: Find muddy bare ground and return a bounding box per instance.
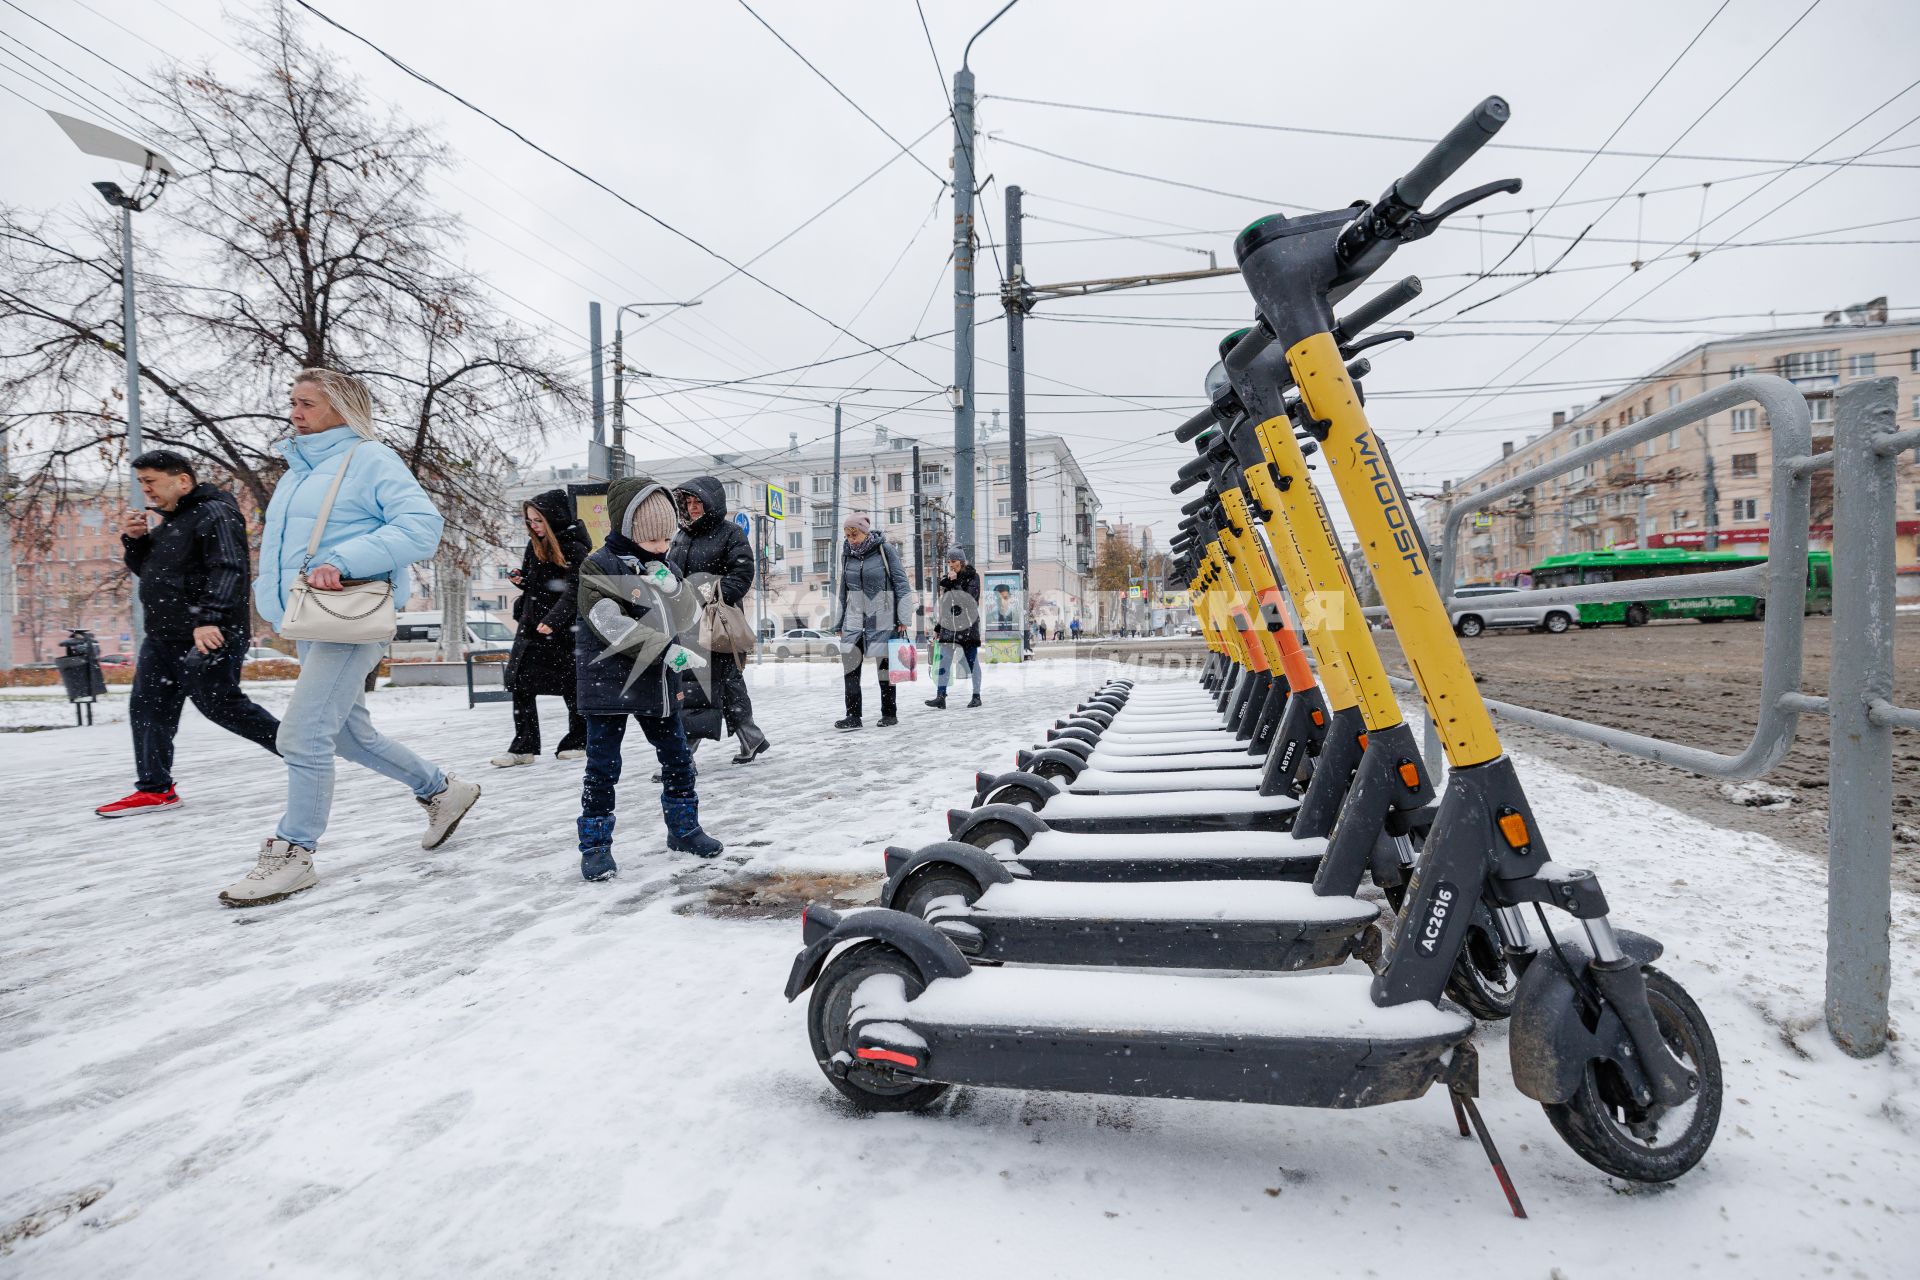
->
[1373,612,1920,889]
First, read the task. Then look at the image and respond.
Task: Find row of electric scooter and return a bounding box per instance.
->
[784,94,1722,1206]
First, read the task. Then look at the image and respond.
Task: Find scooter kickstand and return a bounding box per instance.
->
[1447,1090,1472,1138]
[1452,1085,1528,1220]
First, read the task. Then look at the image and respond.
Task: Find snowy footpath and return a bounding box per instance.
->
[2,660,1917,1277]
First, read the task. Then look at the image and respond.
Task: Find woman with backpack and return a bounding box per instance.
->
[492,489,592,767]
[832,514,911,730]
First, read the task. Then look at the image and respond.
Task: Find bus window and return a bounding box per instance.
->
[1811,561,1831,589]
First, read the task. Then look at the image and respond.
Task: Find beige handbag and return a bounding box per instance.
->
[697,581,757,656]
[278,441,398,644]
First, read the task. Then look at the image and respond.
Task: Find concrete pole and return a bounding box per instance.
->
[1006,183,1030,591]
[611,319,625,466]
[911,443,926,641]
[120,206,145,657]
[1701,424,1720,552]
[1826,377,1899,1056]
[828,403,842,598]
[951,65,977,560]
[588,302,607,479]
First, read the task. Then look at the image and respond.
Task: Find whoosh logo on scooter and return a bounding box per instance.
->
[1417,881,1458,956]
[1354,431,1425,578]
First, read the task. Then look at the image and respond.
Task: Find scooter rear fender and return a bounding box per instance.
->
[784,904,972,1002]
[881,841,1017,910]
[947,803,1049,846]
[1508,927,1664,1104]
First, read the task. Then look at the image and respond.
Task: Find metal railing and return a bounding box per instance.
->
[1370,374,1910,1056]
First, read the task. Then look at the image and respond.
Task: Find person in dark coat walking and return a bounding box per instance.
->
[493,489,591,767]
[668,475,768,764]
[925,549,983,709]
[573,475,721,881]
[833,513,912,730]
[96,450,281,818]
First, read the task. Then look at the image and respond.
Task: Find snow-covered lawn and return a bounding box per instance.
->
[1,659,1915,1276]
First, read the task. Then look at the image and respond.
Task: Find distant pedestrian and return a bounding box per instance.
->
[833,513,911,730]
[96,450,282,818]
[926,549,982,710]
[574,476,721,880]
[492,489,591,768]
[1069,617,1081,641]
[668,476,768,764]
[219,369,479,908]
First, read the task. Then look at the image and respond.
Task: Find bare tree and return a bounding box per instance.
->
[0,0,583,634]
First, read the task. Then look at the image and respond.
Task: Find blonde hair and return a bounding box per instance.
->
[293,368,377,440]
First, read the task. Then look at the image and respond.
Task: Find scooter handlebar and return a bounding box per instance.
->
[1173,403,1221,444]
[1394,96,1508,211]
[1334,277,1423,342]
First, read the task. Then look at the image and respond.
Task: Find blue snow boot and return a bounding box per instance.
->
[661,796,723,858]
[578,815,618,881]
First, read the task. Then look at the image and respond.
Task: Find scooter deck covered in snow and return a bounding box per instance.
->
[948,806,1330,881]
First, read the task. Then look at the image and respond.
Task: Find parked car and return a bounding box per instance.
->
[96,652,135,670]
[1448,585,1573,638]
[243,646,298,665]
[390,612,515,661]
[771,628,845,660]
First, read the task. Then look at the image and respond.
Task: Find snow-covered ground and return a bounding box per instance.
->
[2,659,1916,1276]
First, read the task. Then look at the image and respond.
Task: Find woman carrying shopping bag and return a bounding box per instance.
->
[832,514,911,730]
[220,368,479,908]
[493,489,592,767]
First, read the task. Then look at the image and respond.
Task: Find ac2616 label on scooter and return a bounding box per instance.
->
[1417,881,1459,956]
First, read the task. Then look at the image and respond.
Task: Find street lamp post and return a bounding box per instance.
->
[611,300,702,477]
[45,112,174,660]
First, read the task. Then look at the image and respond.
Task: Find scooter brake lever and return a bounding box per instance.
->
[1341,330,1413,359]
[1400,178,1523,242]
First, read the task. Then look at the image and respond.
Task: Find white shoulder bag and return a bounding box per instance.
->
[278,441,398,644]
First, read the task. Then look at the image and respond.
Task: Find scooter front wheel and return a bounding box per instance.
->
[1443,913,1517,1021]
[1544,965,1722,1182]
[806,942,951,1113]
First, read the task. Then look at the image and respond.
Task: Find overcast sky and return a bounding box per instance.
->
[6,0,1918,544]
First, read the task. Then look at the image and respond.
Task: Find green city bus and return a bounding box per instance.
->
[1528,547,1834,627]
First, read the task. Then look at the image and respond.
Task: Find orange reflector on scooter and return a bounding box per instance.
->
[1398,762,1421,788]
[856,1047,921,1069]
[1498,812,1531,848]
[1358,733,1370,751]
[1310,710,1325,726]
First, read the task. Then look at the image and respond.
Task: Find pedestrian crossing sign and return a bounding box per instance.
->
[766,485,787,521]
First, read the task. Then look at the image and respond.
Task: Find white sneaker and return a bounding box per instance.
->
[556,749,586,761]
[218,838,317,908]
[418,775,480,849]
[490,753,537,768]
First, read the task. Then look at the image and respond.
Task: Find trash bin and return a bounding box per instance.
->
[55,628,108,725]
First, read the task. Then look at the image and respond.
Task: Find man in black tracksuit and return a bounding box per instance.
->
[96,451,282,817]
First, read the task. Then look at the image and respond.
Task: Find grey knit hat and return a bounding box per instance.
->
[944,546,966,564]
[626,486,679,544]
[843,513,872,535]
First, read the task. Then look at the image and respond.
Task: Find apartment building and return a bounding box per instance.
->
[8,487,136,664]
[472,430,1104,635]
[1421,299,1920,596]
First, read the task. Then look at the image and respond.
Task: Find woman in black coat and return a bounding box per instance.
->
[668,475,769,764]
[926,549,983,709]
[494,489,592,766]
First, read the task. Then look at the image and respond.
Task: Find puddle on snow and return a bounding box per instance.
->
[675,870,881,920]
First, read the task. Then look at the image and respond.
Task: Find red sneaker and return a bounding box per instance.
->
[95,788,182,818]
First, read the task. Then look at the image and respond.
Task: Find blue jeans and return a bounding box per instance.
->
[937,641,982,695]
[580,712,695,820]
[276,640,446,848]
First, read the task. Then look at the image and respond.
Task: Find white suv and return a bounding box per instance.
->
[1449,585,1573,638]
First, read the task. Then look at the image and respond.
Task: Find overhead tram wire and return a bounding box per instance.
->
[287,0,947,394]
[733,0,948,187]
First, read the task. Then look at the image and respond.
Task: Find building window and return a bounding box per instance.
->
[994,464,1009,482]
[787,531,803,550]
[724,482,742,506]
[1731,453,1758,478]
[886,506,904,525]
[788,566,803,584]
[1810,397,1833,424]
[812,539,831,571]
[1731,408,1758,433]
[852,475,869,494]
[1910,350,1920,373]
[1732,498,1759,522]
[887,472,904,492]
[812,509,833,530]
[1848,353,1877,378]
[997,535,1012,555]
[920,464,941,486]
[1667,428,1680,450]
[810,475,830,495]
[1912,395,1920,419]
[1776,350,1838,382]
[1668,385,1682,406]
[996,499,1012,517]
[1728,363,1753,380]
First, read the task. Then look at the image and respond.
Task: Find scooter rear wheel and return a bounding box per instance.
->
[979,779,1051,811]
[1543,965,1721,1182]
[899,868,983,918]
[806,942,951,1113]
[957,818,1030,854]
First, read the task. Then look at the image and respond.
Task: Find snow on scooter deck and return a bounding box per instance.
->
[1065,767,1266,793]
[1083,750,1263,771]
[966,878,1376,925]
[1086,734,1252,756]
[1013,830,1328,862]
[1035,789,1298,819]
[859,970,1469,1041]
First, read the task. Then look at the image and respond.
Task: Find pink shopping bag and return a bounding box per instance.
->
[886,637,918,682]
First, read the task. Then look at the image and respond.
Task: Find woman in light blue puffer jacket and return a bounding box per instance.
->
[218,369,480,909]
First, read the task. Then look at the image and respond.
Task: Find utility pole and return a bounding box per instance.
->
[588,302,608,479]
[828,402,843,597]
[911,442,927,641]
[986,410,999,566]
[1634,458,1649,547]
[1005,182,1031,596]
[1700,425,1720,552]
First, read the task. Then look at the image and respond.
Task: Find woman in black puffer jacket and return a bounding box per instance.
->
[494,489,592,766]
[668,475,769,764]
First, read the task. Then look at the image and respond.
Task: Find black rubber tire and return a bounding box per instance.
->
[957,818,1030,854]
[898,868,981,918]
[806,942,950,1112]
[1543,611,1572,634]
[1029,757,1077,782]
[1543,965,1722,1183]
[775,646,791,659]
[1751,599,1767,621]
[1443,915,1517,1020]
[1456,615,1485,638]
[980,780,1050,811]
[1625,604,1650,628]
